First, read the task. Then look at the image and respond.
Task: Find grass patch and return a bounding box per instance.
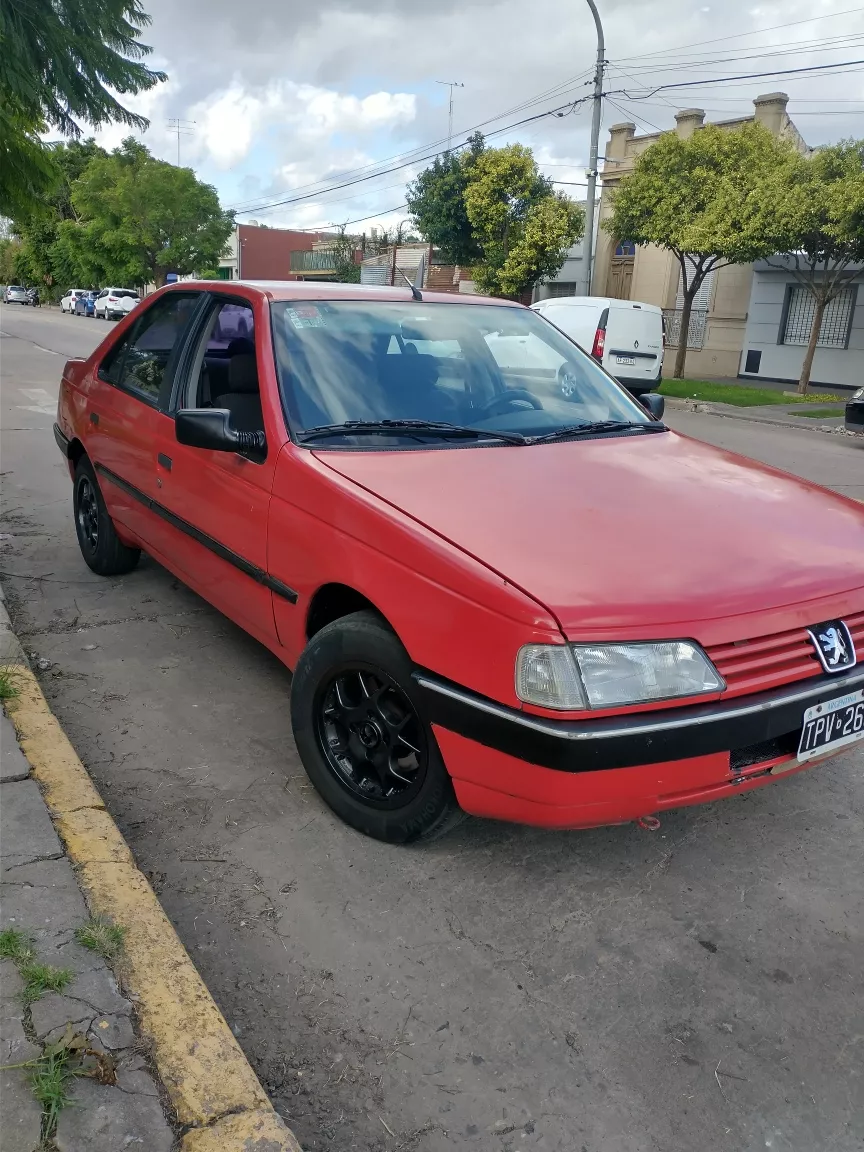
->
[75,917,126,962]
[659,379,846,407]
[787,408,846,419]
[0,665,20,700]
[19,961,74,1005]
[0,928,35,964]
[30,1048,76,1135]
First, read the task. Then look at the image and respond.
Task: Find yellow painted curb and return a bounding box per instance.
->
[180,1109,302,1151]
[4,668,302,1149]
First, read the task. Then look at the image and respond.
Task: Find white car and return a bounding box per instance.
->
[532,295,665,398]
[94,288,141,321]
[60,289,87,313]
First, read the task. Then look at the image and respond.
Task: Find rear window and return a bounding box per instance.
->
[115,290,140,300]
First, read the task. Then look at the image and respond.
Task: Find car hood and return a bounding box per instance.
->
[314,431,864,637]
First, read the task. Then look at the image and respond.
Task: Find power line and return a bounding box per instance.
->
[610,56,864,101]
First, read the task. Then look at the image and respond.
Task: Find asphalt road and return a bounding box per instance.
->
[2,303,863,1152]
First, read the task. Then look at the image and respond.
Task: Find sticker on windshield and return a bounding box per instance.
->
[286,306,325,329]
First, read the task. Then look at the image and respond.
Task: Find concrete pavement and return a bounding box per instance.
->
[2,303,863,1152]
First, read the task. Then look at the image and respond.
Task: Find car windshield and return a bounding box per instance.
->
[271,300,654,446]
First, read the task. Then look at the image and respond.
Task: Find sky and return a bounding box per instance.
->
[85,0,864,234]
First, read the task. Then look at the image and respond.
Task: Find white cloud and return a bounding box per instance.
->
[189,80,416,170]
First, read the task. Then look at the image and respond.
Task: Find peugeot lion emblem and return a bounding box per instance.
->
[808,620,856,674]
[634,339,639,349]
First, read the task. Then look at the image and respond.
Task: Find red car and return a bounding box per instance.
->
[54,282,864,843]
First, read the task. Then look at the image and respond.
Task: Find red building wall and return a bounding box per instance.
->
[238,225,329,280]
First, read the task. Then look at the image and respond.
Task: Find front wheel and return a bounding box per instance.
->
[290,611,466,844]
[73,457,141,576]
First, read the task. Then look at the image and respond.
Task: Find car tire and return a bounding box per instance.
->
[290,611,466,844]
[73,457,141,577]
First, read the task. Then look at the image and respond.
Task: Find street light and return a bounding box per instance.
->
[582,0,606,296]
[436,81,465,153]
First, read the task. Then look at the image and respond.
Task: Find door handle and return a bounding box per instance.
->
[157,453,172,471]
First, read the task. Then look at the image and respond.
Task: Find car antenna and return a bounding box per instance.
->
[396,253,425,301]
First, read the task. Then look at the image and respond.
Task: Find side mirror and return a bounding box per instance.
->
[640,393,665,420]
[175,409,265,453]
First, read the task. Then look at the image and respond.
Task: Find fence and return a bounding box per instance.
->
[663,308,708,350]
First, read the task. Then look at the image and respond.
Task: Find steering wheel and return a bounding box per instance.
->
[557,363,583,400]
[475,389,543,419]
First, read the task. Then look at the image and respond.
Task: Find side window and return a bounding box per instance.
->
[183,300,262,436]
[99,293,200,403]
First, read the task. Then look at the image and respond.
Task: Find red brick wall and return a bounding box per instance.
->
[238,225,328,280]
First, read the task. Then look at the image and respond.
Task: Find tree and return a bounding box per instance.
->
[0,0,165,215]
[755,141,864,393]
[406,134,486,265]
[326,225,362,283]
[604,122,795,378]
[71,139,235,286]
[408,136,584,297]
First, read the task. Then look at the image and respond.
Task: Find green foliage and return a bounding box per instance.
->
[406,134,486,265]
[605,122,796,376]
[19,961,74,1005]
[325,225,362,282]
[408,134,584,296]
[30,1048,75,1136]
[0,665,21,699]
[71,139,235,286]
[0,0,165,216]
[658,379,845,406]
[753,140,864,391]
[74,917,126,962]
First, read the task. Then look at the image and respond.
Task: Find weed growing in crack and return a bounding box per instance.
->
[0,927,34,963]
[0,665,20,700]
[30,1047,76,1136]
[75,916,127,962]
[19,962,74,1005]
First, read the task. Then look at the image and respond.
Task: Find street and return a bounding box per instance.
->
[2,303,863,1152]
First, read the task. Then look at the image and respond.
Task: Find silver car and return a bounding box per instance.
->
[4,285,28,304]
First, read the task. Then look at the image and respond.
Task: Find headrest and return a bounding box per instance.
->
[226,337,255,357]
[228,354,259,393]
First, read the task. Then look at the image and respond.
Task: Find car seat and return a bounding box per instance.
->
[212,354,264,433]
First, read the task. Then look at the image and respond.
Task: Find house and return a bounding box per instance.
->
[218,223,333,281]
[739,257,863,390]
[592,93,808,378]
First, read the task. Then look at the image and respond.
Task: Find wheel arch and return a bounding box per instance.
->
[305,582,395,641]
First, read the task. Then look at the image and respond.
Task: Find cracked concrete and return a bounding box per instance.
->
[1,715,176,1149]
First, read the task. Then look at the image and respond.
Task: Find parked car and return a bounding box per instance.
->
[60,289,87,314]
[846,387,864,435]
[74,291,98,317]
[532,295,664,398]
[53,281,864,844]
[5,285,29,305]
[94,288,140,321]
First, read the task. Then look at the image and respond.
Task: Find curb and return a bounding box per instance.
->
[0,595,302,1151]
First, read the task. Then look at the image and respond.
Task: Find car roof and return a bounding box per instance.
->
[534,295,662,315]
[158,279,520,308]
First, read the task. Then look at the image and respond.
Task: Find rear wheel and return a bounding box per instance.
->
[73,457,140,576]
[290,611,466,844]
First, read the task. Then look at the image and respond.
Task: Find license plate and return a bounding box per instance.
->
[615,355,635,366]
[797,689,864,762]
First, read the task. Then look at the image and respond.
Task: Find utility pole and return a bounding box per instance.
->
[167,118,196,166]
[582,0,605,296]
[435,81,464,153]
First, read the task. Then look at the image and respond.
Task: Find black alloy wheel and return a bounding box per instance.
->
[291,611,466,843]
[315,667,427,807]
[72,457,141,576]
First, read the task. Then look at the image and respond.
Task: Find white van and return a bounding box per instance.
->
[531,296,664,397]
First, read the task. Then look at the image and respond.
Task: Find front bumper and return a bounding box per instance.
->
[412,664,864,773]
[845,403,864,433]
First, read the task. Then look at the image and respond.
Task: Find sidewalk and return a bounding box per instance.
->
[2,711,176,1151]
[1,589,302,1151]
[663,394,854,436]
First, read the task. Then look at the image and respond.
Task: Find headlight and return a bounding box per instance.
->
[853,387,864,400]
[515,641,724,710]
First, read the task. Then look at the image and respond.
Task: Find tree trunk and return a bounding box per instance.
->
[797,296,825,395]
[673,290,695,379]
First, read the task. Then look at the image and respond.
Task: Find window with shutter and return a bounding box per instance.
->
[780,286,856,348]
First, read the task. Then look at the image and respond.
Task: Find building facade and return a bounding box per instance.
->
[218,224,332,281]
[592,93,807,378]
[739,259,863,390]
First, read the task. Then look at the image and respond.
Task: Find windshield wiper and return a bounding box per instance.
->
[297,419,530,445]
[529,420,667,444]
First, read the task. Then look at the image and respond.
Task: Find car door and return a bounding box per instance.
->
[152,292,282,645]
[85,291,204,552]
